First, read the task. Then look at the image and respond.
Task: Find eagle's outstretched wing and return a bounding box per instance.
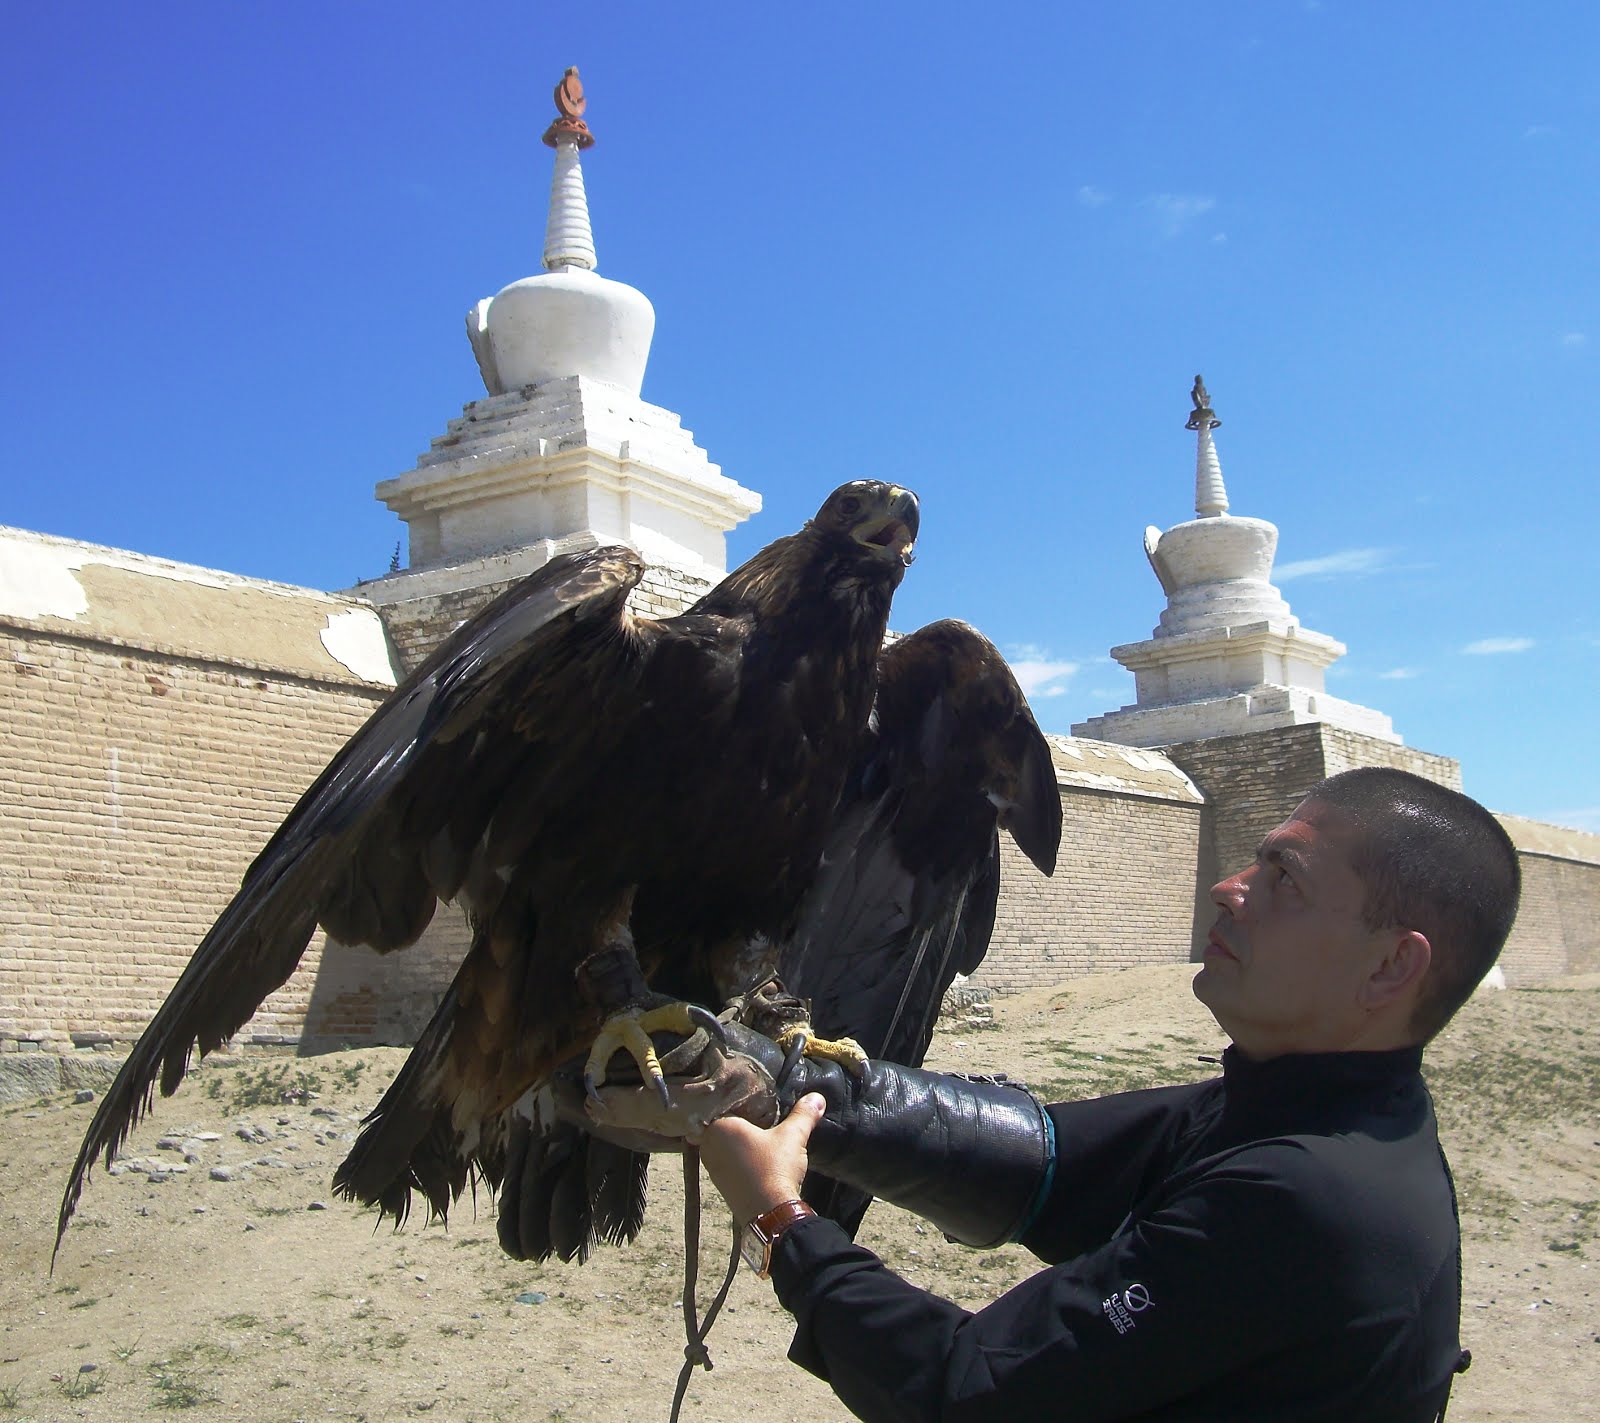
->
[782,619,1060,1064]
[56,547,649,1254]
[778,620,1060,1233]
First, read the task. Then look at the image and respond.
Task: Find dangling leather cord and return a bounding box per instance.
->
[667,1024,810,1423]
[669,1146,741,1423]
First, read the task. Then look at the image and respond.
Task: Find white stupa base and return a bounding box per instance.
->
[377,375,760,585]
[1073,618,1398,747]
[1115,620,1345,707]
[1072,683,1398,748]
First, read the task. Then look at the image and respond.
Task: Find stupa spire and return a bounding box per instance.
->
[380,64,759,591]
[542,67,597,272]
[1186,375,1229,518]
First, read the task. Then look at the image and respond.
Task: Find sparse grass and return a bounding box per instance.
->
[214,1062,325,1112]
[0,1383,20,1410]
[148,1366,216,1409]
[272,1324,310,1347]
[57,1372,104,1400]
[112,1337,142,1363]
[219,1312,262,1330]
[66,1295,99,1309]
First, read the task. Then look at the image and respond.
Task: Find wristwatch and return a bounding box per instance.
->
[739,1199,817,1278]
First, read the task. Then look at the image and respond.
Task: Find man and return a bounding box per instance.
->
[680,767,1519,1423]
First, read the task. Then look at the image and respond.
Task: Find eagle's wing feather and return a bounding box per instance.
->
[778,620,1060,1235]
[783,619,1060,1065]
[56,547,648,1254]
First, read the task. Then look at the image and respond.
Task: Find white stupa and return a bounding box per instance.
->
[1072,377,1397,747]
[372,68,759,587]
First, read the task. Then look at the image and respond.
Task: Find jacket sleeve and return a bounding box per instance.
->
[1020,1080,1216,1263]
[770,1141,1331,1423]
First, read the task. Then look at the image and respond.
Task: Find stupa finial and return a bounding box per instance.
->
[543,66,595,149]
[541,67,597,272]
[1186,374,1229,518]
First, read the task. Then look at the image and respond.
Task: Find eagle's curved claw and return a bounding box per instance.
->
[584,1001,721,1105]
[686,1003,729,1051]
[778,1029,809,1088]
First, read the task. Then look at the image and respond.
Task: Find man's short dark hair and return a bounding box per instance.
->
[1305,767,1521,1041]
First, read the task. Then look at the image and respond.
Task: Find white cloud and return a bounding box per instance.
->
[1143,193,1216,238]
[1274,547,1391,582]
[1076,185,1111,208]
[1007,644,1079,700]
[1523,124,1559,139]
[1210,232,1228,244]
[1462,637,1534,655]
[1379,668,1419,680]
[1561,331,1587,348]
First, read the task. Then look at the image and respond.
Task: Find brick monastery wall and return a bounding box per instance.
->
[7,562,1592,1055]
[973,787,1204,995]
[0,626,392,1051]
[1497,856,1587,982]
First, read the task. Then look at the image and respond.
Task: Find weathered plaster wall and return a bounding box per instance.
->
[0,626,390,1051]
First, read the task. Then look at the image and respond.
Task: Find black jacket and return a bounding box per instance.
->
[771,1046,1466,1422]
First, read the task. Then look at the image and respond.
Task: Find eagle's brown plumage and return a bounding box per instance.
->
[56,481,920,1261]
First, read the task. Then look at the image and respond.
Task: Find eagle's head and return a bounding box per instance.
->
[811,481,920,568]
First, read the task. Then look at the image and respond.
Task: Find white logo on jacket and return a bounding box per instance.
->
[1101,1282,1153,1335]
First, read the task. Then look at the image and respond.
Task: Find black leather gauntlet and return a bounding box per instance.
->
[723,1023,1055,1250]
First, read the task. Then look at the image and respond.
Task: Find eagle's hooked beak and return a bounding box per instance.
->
[853,487,920,567]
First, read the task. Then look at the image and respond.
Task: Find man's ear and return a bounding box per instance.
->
[1359,929,1432,1014]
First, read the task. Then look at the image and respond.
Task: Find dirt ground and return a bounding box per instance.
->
[4,963,1596,1422]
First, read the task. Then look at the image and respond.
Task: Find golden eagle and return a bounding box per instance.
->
[57,481,1060,1261]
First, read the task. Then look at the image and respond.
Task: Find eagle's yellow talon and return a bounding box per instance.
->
[584,1001,715,1102]
[775,1024,869,1077]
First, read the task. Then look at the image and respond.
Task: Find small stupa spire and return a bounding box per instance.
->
[542,67,597,272]
[1186,375,1229,518]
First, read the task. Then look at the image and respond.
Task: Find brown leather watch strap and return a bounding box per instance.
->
[743,1198,817,1278]
[751,1198,816,1241]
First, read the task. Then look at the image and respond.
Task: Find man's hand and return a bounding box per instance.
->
[694,1092,827,1225]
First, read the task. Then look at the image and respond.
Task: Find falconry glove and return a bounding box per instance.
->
[556,1018,1054,1250]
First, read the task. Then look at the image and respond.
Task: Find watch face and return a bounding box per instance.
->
[740,1224,770,1276]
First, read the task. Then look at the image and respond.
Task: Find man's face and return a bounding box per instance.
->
[1195,798,1395,1058]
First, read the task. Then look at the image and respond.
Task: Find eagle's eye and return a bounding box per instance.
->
[837,495,861,518]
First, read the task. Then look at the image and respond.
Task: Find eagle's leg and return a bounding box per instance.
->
[775,1023,869,1077]
[731,977,869,1079]
[575,939,726,1109]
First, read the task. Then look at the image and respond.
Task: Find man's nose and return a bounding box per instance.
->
[1212,866,1251,915]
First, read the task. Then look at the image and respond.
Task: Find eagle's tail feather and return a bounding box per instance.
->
[332,980,489,1225]
[496,1095,649,1262]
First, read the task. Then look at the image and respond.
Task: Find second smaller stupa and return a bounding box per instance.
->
[1072,378,1398,748]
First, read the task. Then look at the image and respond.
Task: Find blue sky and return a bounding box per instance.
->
[3,4,1596,828]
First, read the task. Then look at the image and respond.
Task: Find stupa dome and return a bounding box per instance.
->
[466,67,656,398]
